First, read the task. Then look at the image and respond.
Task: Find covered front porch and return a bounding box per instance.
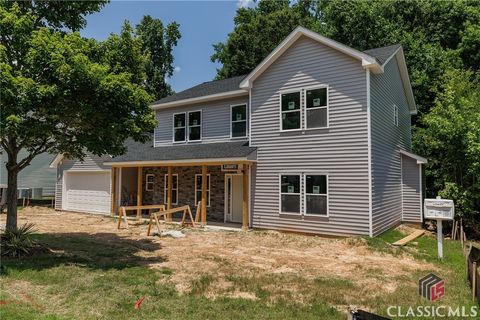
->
[109,160,253,230]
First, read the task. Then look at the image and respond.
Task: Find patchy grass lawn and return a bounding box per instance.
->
[0,208,477,319]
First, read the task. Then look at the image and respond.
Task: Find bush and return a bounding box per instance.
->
[1,223,37,257]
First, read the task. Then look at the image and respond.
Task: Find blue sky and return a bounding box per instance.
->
[82,1,254,92]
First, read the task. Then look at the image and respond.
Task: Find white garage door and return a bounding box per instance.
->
[65,171,111,214]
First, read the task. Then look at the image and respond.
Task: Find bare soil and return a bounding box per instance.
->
[3,207,436,303]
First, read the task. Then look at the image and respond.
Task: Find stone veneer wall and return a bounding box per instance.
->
[142,166,225,221]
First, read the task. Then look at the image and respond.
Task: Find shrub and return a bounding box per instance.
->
[1,223,37,258]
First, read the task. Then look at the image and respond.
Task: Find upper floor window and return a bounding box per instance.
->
[280,86,329,131]
[173,113,186,142]
[188,111,202,141]
[173,111,202,142]
[281,91,302,130]
[231,104,247,138]
[393,104,399,126]
[305,87,328,129]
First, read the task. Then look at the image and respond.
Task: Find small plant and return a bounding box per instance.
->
[1,223,37,258]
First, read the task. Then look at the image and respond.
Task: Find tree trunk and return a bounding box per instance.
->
[6,166,18,231]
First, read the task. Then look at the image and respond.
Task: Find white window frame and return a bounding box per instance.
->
[230,103,248,139]
[194,174,211,207]
[304,85,329,129]
[278,172,329,217]
[279,89,303,132]
[187,110,202,142]
[278,173,302,215]
[164,174,178,205]
[145,174,155,192]
[172,112,186,143]
[303,173,329,217]
[393,104,399,126]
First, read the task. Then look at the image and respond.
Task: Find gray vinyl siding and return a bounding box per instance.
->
[0,150,56,197]
[55,154,111,210]
[154,96,249,146]
[370,56,413,236]
[401,154,422,223]
[250,35,370,236]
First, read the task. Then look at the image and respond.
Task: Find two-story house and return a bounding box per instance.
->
[51,27,427,237]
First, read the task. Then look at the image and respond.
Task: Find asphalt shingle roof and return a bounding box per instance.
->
[153,75,247,105]
[363,44,401,65]
[106,140,256,163]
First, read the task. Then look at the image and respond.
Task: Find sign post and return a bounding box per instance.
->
[424,196,454,259]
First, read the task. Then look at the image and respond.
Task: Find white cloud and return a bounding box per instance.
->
[174,66,181,73]
[237,0,253,8]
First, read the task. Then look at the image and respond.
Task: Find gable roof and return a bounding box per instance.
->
[364,44,402,65]
[151,75,248,110]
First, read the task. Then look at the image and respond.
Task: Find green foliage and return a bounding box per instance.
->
[414,69,480,235]
[137,15,181,100]
[1,222,37,257]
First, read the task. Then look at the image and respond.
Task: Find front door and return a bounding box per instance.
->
[225,175,243,223]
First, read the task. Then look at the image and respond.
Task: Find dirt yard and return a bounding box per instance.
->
[5,207,434,302]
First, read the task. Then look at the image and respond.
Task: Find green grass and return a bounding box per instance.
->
[0,228,477,320]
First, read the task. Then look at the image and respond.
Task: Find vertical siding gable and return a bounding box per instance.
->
[370,55,413,235]
[250,35,371,236]
[154,96,249,146]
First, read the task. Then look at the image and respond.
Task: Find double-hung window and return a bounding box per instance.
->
[304,174,328,215]
[280,175,301,214]
[280,86,329,131]
[145,174,155,192]
[280,174,328,216]
[281,91,302,130]
[173,113,186,142]
[305,87,328,129]
[173,111,202,142]
[164,174,178,205]
[195,174,210,207]
[231,104,247,138]
[188,111,201,141]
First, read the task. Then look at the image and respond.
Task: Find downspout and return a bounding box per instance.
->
[367,69,373,237]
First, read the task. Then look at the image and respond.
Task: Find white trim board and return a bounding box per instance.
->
[399,149,427,164]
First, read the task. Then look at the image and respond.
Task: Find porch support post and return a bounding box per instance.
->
[110,167,116,216]
[167,166,173,221]
[242,164,249,230]
[201,165,207,226]
[136,167,143,219]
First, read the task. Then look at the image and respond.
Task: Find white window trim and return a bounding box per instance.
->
[278,173,302,215]
[164,174,179,205]
[304,85,329,129]
[279,89,303,132]
[303,173,329,217]
[279,86,330,132]
[230,103,248,139]
[393,104,399,127]
[145,174,155,192]
[278,172,329,217]
[194,174,211,207]
[187,110,202,142]
[172,112,186,143]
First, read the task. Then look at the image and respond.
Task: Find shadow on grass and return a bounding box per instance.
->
[1,232,165,273]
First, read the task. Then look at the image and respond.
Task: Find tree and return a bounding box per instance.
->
[136,15,181,100]
[413,69,480,235]
[0,1,158,231]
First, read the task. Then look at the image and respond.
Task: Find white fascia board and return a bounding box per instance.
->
[400,149,427,164]
[240,26,382,89]
[151,90,248,110]
[104,157,256,167]
[49,154,64,168]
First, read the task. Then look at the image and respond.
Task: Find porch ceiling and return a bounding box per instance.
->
[104,140,256,166]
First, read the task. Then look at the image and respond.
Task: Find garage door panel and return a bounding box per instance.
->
[65,171,111,214]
